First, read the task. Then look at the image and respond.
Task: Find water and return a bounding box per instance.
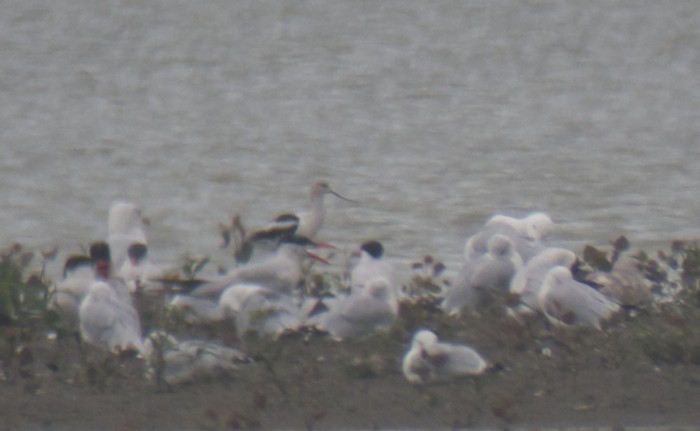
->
[1,0,699,277]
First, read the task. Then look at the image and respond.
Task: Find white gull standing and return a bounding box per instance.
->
[107,201,148,269]
[402,329,489,384]
[49,255,96,331]
[118,242,167,294]
[350,240,394,290]
[349,240,399,311]
[79,280,143,354]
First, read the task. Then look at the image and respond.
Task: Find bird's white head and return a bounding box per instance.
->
[412,329,438,349]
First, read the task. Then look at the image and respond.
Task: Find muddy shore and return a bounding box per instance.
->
[2,242,700,430]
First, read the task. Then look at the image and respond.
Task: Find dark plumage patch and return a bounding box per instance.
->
[62,254,93,277]
[89,241,111,262]
[127,242,148,261]
[361,240,384,259]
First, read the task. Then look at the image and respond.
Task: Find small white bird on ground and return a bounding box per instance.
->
[79,281,143,354]
[142,331,249,386]
[402,329,488,384]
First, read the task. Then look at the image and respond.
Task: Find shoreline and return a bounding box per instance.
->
[2,239,700,430]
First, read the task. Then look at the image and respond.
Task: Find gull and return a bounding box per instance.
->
[539,266,622,330]
[402,329,488,384]
[49,241,129,330]
[308,277,398,341]
[442,234,523,314]
[118,242,167,294]
[350,240,394,289]
[107,201,148,269]
[79,280,143,354]
[167,294,227,324]
[89,241,113,281]
[585,256,652,308]
[88,241,132,302]
[349,240,399,311]
[190,235,330,299]
[142,331,249,386]
[252,181,356,241]
[49,255,96,331]
[464,212,554,262]
[508,247,578,319]
[230,286,305,338]
[219,283,269,315]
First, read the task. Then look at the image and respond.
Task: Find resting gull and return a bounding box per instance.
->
[443,234,523,314]
[402,329,488,384]
[539,266,621,330]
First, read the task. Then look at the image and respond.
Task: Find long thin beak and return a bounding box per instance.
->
[330,190,358,204]
[303,249,330,265]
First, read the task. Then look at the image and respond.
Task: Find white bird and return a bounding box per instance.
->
[350,240,394,289]
[252,181,356,241]
[465,212,554,262]
[49,255,96,330]
[232,287,305,339]
[89,241,113,281]
[108,201,148,269]
[508,247,578,319]
[190,236,330,299]
[349,240,399,310]
[309,277,398,341]
[142,331,249,386]
[539,266,621,330]
[219,283,269,315]
[167,295,226,324]
[79,281,143,354]
[443,234,523,314]
[402,329,488,384]
[118,242,167,294]
[50,244,130,330]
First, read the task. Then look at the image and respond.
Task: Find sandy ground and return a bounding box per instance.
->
[3,240,700,431]
[3,290,700,431]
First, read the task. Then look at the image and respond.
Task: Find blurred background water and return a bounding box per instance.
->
[1,0,699,277]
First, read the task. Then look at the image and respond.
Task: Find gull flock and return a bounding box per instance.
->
[46,180,659,386]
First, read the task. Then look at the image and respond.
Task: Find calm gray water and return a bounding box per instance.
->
[2,0,699,276]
